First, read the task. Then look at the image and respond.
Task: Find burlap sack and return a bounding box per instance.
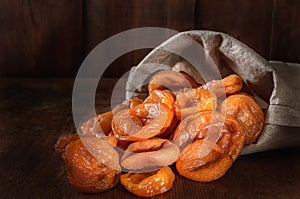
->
[126,30,300,154]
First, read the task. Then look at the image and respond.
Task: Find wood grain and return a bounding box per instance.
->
[83,0,196,77]
[1,1,300,77]
[269,0,300,63]
[0,0,82,77]
[0,78,299,198]
[194,0,273,59]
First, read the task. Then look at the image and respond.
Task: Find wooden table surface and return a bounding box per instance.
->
[0,78,299,199]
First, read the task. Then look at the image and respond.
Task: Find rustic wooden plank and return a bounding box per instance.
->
[0,78,300,198]
[194,0,273,59]
[83,0,196,77]
[0,0,82,77]
[269,0,300,63]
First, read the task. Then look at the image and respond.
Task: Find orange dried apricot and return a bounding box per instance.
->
[121,138,180,172]
[220,93,264,144]
[173,111,244,161]
[112,103,174,141]
[176,140,232,182]
[201,74,243,96]
[175,88,217,119]
[148,70,199,92]
[120,167,175,197]
[144,89,175,111]
[58,136,121,193]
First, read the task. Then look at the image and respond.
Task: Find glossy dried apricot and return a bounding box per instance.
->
[175,88,217,119]
[201,74,243,96]
[176,140,232,182]
[112,103,174,141]
[220,93,264,144]
[173,111,244,161]
[58,136,121,193]
[121,138,180,172]
[120,167,175,197]
[148,70,199,92]
[144,89,175,111]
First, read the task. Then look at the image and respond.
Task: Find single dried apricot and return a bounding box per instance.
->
[144,89,175,111]
[201,74,243,96]
[175,88,217,119]
[112,103,174,141]
[148,70,199,92]
[58,136,121,193]
[120,167,175,197]
[176,140,232,182]
[121,138,180,172]
[220,93,264,144]
[173,111,244,161]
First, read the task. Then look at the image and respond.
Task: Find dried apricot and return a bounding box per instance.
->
[112,103,174,141]
[176,140,232,182]
[121,138,180,172]
[175,88,217,119]
[144,89,175,111]
[148,70,199,92]
[120,167,175,197]
[173,111,244,161]
[220,93,264,144]
[201,74,243,96]
[58,136,121,193]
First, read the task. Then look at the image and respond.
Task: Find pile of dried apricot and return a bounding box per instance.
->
[56,69,264,197]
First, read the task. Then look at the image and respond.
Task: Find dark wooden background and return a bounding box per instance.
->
[1,0,299,77]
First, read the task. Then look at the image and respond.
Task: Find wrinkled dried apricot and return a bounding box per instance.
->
[220,93,264,144]
[148,70,199,92]
[112,103,174,141]
[120,167,175,197]
[121,138,180,172]
[176,140,232,182]
[58,136,121,193]
[144,89,175,111]
[175,88,217,119]
[201,74,243,96]
[173,111,244,161]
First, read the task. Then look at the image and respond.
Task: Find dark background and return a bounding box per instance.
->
[0,0,299,77]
